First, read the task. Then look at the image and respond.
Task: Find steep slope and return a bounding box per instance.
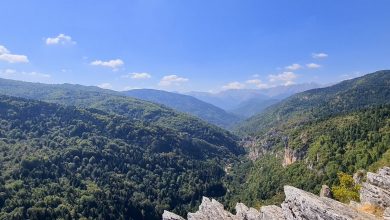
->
[224,71,390,208]
[0,78,242,153]
[230,98,280,118]
[0,95,241,219]
[123,89,241,128]
[236,70,390,136]
[227,105,390,207]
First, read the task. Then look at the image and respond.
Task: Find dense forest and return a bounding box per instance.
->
[224,105,390,208]
[0,78,241,152]
[223,71,390,209]
[0,95,242,219]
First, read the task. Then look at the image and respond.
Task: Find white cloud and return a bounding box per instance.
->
[268,71,297,86]
[246,79,270,89]
[312,53,328,59]
[158,75,189,86]
[340,72,363,80]
[0,45,29,63]
[97,83,112,89]
[306,63,321,69]
[0,46,8,54]
[284,81,295,86]
[0,69,51,82]
[252,74,260,78]
[0,69,17,77]
[122,86,141,91]
[26,71,51,78]
[122,72,151,79]
[246,79,262,84]
[90,59,124,70]
[46,34,76,45]
[221,81,246,90]
[285,63,302,71]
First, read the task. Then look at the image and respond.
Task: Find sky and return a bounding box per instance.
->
[0,0,389,92]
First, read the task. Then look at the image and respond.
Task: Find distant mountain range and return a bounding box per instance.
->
[123,89,241,129]
[122,83,321,127]
[186,83,321,117]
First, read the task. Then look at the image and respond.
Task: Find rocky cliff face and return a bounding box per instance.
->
[360,167,390,208]
[282,186,376,220]
[242,130,285,161]
[163,167,390,220]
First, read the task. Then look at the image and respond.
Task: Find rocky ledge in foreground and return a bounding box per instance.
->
[360,167,390,209]
[164,167,390,220]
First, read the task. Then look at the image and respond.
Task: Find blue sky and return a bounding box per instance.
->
[0,0,389,92]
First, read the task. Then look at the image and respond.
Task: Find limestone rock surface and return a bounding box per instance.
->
[360,167,390,208]
[163,167,390,220]
[187,197,238,220]
[282,186,377,220]
[162,210,185,220]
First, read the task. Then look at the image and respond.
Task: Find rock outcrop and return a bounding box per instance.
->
[259,205,284,220]
[235,203,261,220]
[282,186,376,220]
[164,196,284,220]
[164,167,390,220]
[187,197,237,220]
[163,210,185,220]
[360,167,390,208]
[319,185,333,198]
[282,145,307,167]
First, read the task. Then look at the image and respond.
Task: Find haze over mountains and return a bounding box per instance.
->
[187,83,321,117]
[120,83,322,128]
[123,89,241,128]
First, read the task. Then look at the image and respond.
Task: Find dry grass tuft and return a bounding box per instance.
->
[357,203,384,217]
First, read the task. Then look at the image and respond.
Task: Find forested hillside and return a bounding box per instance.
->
[0,78,241,150]
[223,71,390,209]
[225,105,390,208]
[236,70,390,136]
[123,89,241,128]
[0,95,242,219]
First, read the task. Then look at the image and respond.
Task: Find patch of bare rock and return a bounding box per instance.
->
[163,167,390,220]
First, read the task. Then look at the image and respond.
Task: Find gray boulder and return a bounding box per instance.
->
[319,185,333,198]
[187,197,238,220]
[163,210,185,220]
